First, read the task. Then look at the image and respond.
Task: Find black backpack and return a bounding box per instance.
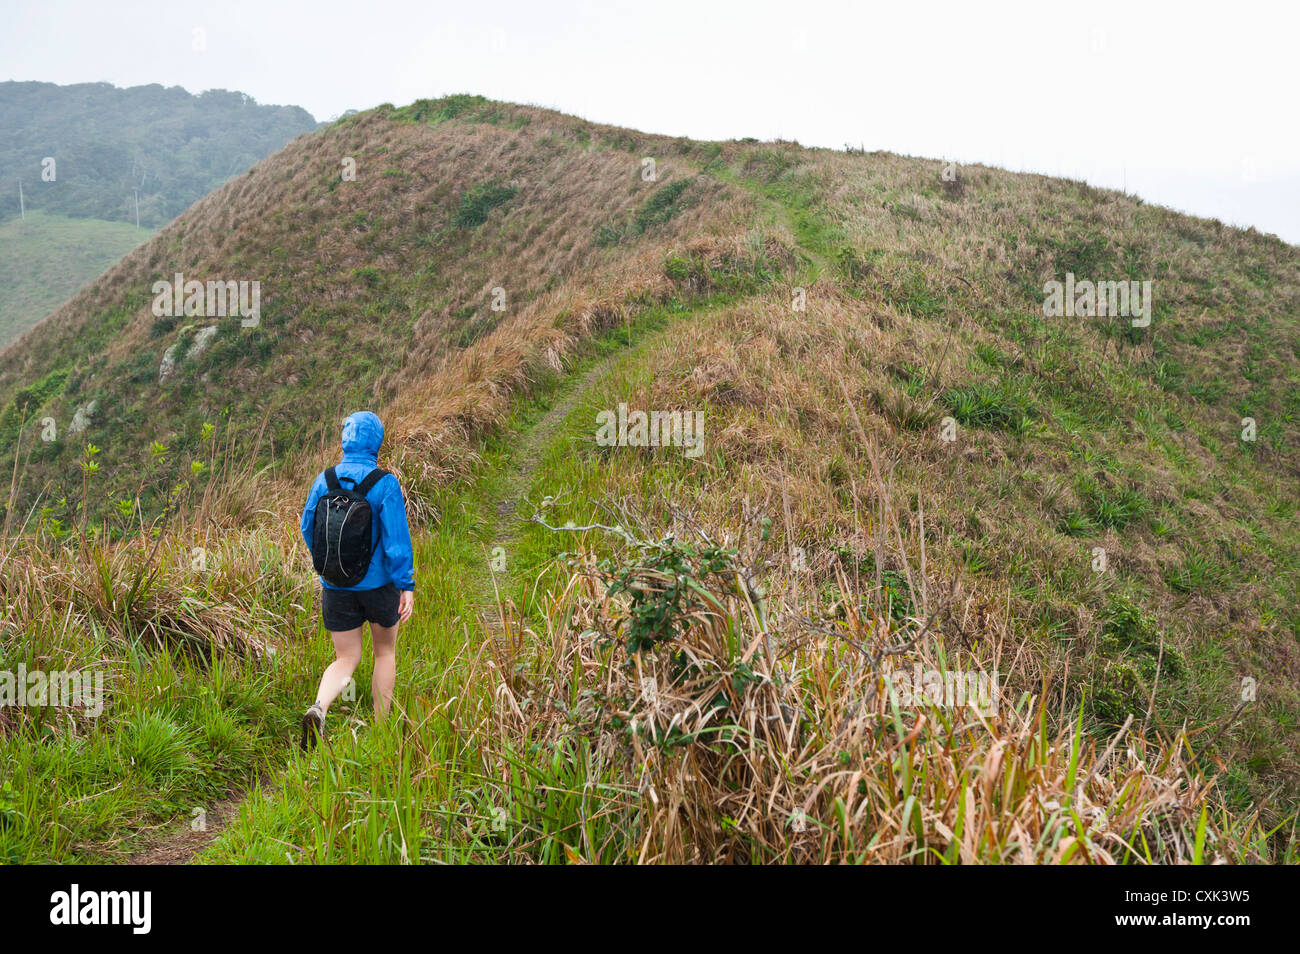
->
[310,466,390,587]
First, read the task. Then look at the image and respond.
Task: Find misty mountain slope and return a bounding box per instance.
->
[0,81,318,227]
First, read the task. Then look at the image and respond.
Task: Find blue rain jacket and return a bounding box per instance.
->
[300,411,415,592]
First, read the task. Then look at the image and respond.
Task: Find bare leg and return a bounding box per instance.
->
[314,627,364,715]
[369,621,398,719]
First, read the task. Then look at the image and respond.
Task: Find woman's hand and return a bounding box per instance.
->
[398,590,414,624]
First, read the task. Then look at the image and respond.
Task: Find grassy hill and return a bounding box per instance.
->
[0,81,317,348]
[0,210,153,344]
[0,94,1297,864]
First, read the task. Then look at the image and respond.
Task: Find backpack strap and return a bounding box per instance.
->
[324,467,341,492]
[354,468,390,499]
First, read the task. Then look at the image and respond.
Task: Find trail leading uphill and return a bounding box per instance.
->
[2,94,1297,863]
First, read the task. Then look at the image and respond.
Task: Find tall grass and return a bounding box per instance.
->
[202,505,1284,863]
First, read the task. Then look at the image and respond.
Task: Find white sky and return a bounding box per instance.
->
[5,0,1298,243]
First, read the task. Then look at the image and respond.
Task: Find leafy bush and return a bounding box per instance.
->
[600,534,736,654]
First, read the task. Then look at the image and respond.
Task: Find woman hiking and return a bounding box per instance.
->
[299,411,415,750]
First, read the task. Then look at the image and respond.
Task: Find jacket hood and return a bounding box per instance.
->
[341,411,384,459]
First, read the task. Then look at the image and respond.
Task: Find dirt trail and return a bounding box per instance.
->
[125,788,250,865]
[123,179,802,867]
[127,350,622,865]
[478,355,622,628]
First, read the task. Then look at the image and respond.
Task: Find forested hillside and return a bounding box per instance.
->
[0,81,317,226]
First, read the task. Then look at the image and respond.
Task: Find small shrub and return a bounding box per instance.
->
[599,534,736,654]
[453,181,518,228]
[632,179,692,234]
[595,224,623,247]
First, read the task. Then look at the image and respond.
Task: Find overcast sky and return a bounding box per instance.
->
[5,0,1297,243]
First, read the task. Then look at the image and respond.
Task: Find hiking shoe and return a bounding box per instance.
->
[300,703,325,751]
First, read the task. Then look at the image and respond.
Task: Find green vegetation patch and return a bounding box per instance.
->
[453,180,518,228]
[944,379,1034,433]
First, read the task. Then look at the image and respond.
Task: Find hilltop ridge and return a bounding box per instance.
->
[1,94,1297,861]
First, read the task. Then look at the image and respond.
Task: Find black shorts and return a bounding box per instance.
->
[321,582,400,631]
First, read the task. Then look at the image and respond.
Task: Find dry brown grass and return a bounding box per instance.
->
[0,518,306,666]
[537,268,1299,821]
[475,509,1269,863]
